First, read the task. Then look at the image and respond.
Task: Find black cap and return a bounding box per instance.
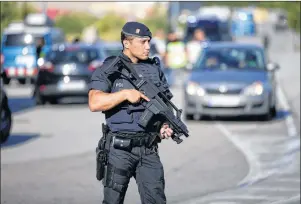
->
[122,22,152,39]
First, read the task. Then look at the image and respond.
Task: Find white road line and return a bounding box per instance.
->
[207,195,283,200]
[186,83,300,203]
[215,123,263,186]
[265,194,300,204]
[248,187,300,192]
[275,178,300,183]
[277,85,298,137]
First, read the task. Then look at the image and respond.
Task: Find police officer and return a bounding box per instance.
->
[88,22,174,204]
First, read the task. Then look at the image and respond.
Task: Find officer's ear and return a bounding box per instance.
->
[124,42,129,49]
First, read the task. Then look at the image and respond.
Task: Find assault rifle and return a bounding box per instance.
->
[101,56,189,144]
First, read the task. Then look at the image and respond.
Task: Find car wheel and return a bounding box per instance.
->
[1,98,12,144]
[30,79,36,84]
[271,106,277,118]
[48,98,58,105]
[34,89,46,105]
[18,79,26,85]
[258,107,274,121]
[185,113,194,121]
[3,77,10,85]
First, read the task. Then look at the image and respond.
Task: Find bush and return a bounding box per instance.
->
[0,2,36,34]
[93,12,126,41]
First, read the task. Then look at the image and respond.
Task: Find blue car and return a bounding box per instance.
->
[1,17,65,85]
[184,42,279,121]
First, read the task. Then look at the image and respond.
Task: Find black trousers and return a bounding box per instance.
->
[102,140,166,204]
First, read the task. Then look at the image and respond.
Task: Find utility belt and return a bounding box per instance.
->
[110,131,158,151]
[96,124,159,181]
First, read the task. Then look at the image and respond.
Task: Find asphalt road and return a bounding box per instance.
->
[1,28,300,204]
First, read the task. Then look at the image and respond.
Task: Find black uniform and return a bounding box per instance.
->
[89,22,172,204]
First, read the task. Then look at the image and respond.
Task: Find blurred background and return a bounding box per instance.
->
[1,1,300,204]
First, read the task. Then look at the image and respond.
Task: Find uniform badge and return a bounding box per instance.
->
[136,29,140,34]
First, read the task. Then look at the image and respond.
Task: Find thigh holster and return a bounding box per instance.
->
[103,163,132,193]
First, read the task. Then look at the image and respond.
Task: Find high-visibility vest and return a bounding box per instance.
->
[166,41,187,69]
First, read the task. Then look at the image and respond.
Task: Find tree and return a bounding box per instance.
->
[1,2,22,33]
[1,2,37,36]
[55,12,98,35]
[93,12,126,41]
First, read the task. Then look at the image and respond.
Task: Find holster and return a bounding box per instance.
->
[96,123,110,181]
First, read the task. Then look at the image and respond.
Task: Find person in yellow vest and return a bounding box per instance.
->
[164,31,188,86]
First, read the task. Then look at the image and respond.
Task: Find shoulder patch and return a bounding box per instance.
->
[152,56,161,66]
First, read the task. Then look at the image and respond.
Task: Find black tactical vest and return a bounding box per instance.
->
[104,55,165,133]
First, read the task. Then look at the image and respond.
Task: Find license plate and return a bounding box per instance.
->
[18,68,25,76]
[207,95,240,107]
[15,56,34,65]
[58,81,86,91]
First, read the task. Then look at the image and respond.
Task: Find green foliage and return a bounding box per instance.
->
[93,4,168,41]
[1,2,37,42]
[1,2,20,34]
[140,5,168,34]
[1,2,36,34]
[93,12,126,41]
[55,12,98,36]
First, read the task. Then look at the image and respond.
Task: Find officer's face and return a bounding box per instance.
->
[127,37,151,60]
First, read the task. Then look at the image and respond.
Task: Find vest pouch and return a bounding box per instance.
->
[109,109,133,124]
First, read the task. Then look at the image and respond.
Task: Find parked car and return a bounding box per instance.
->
[102,41,123,57]
[1,71,12,143]
[184,42,279,121]
[33,43,106,105]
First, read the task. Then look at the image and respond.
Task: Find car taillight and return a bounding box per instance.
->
[40,62,54,72]
[88,60,103,71]
[1,54,4,65]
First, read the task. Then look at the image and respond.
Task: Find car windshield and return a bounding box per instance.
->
[185,20,223,42]
[194,47,266,71]
[46,48,100,64]
[4,33,43,46]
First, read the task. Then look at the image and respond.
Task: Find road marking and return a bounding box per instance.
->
[204,195,283,200]
[266,194,300,204]
[277,85,298,137]
[275,178,300,183]
[249,187,300,192]
[215,123,262,186]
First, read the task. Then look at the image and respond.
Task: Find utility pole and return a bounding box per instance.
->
[168,2,180,33]
[42,2,48,15]
[22,2,28,19]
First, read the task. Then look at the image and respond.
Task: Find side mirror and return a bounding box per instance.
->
[267,62,280,71]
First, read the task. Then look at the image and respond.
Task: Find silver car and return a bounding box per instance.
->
[184,42,279,121]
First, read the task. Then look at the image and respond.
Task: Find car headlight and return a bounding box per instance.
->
[243,82,264,96]
[186,81,206,96]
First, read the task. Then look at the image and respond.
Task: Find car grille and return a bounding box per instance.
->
[205,88,242,95]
